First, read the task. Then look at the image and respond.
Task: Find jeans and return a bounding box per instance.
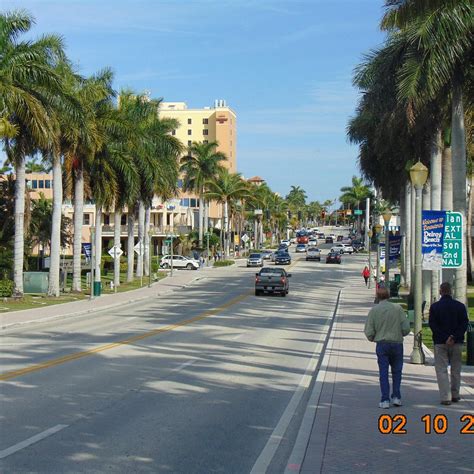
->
[376,342,404,402]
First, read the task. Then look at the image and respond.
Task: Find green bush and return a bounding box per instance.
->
[213,259,235,267]
[0,279,14,297]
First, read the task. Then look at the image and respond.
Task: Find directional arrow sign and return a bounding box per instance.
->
[134,241,144,256]
[241,234,249,243]
[108,246,123,259]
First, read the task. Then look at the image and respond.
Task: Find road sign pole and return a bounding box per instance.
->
[170,236,174,277]
[90,227,95,300]
[114,246,117,293]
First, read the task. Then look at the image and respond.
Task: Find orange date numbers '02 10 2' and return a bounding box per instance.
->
[378,414,474,435]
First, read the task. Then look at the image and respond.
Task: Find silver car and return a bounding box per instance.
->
[247,253,264,267]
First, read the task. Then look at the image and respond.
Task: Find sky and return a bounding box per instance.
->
[2,0,387,203]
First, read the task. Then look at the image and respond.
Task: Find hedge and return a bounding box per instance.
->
[0,279,14,297]
[213,260,235,267]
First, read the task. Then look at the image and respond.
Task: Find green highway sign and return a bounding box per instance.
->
[442,212,463,268]
[164,239,172,244]
[354,210,363,215]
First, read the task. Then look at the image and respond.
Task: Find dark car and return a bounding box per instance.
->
[255,267,292,296]
[352,239,364,252]
[337,235,343,242]
[274,250,291,265]
[326,251,342,264]
[325,236,334,244]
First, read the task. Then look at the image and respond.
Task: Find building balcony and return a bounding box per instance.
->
[101,224,192,237]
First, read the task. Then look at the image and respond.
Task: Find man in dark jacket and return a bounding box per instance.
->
[429,282,469,405]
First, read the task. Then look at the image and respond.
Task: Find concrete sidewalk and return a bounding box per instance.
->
[0,265,221,330]
[295,280,474,473]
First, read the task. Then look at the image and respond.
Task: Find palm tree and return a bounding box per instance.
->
[180,141,227,247]
[381,0,473,301]
[1,10,67,296]
[204,170,251,257]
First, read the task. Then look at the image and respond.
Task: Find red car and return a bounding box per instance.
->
[326,251,342,264]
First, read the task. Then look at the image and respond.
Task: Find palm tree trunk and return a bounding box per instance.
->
[127,211,135,282]
[198,196,204,247]
[48,153,63,297]
[204,200,209,234]
[13,157,26,296]
[94,205,102,285]
[451,80,467,304]
[422,181,431,314]
[136,201,144,277]
[404,183,412,290]
[430,130,442,303]
[441,146,453,210]
[72,163,84,292]
[144,206,150,276]
[467,173,473,282]
[223,200,229,258]
[113,209,121,288]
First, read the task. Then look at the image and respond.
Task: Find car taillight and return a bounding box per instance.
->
[280,277,286,283]
[256,277,260,283]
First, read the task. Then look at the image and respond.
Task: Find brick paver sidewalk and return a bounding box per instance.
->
[299,280,474,473]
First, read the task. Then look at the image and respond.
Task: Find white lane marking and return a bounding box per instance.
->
[171,359,196,373]
[0,424,68,460]
[250,341,324,474]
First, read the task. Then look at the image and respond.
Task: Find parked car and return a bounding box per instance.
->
[247,253,264,267]
[306,247,321,261]
[255,267,292,296]
[295,243,307,253]
[160,255,199,270]
[325,236,334,244]
[261,250,273,260]
[274,250,291,265]
[326,251,342,264]
[333,243,354,254]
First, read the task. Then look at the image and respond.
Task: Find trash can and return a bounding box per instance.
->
[93,281,102,297]
[389,280,399,297]
[467,323,474,366]
[394,274,401,284]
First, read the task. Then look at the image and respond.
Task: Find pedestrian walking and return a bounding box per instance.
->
[362,265,370,286]
[364,288,410,408]
[429,282,469,405]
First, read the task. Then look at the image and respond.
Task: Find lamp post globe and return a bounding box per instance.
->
[409,161,429,364]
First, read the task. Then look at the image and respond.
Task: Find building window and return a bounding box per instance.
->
[83,213,91,226]
[104,214,110,225]
[187,118,192,124]
[230,140,232,146]
[203,129,208,136]
[177,179,183,189]
[190,198,197,207]
[180,198,190,207]
[203,140,208,144]
[121,215,127,225]
[203,118,208,124]
[45,179,51,189]
[188,140,192,146]
[187,129,192,135]
[38,180,44,189]
[171,130,176,136]
[32,180,38,189]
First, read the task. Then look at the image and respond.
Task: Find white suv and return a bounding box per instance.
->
[331,243,354,254]
[160,255,200,270]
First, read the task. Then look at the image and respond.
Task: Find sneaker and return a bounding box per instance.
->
[379,400,390,409]
[391,397,402,407]
[440,400,451,406]
[452,397,461,403]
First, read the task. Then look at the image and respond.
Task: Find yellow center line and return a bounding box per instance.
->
[0,291,251,382]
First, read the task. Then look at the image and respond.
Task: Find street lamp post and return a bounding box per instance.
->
[374,223,383,295]
[89,226,95,300]
[383,210,392,290]
[368,229,373,289]
[409,161,429,364]
[148,229,153,288]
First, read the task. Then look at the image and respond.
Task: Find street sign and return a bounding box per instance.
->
[241,234,249,243]
[108,246,123,259]
[354,210,363,215]
[82,243,91,259]
[442,212,463,268]
[164,239,172,244]
[134,241,144,256]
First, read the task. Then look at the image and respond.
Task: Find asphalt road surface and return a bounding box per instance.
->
[1,243,366,473]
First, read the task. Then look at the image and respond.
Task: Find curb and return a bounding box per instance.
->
[1,274,207,331]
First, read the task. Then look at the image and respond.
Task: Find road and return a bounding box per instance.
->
[1,242,366,473]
